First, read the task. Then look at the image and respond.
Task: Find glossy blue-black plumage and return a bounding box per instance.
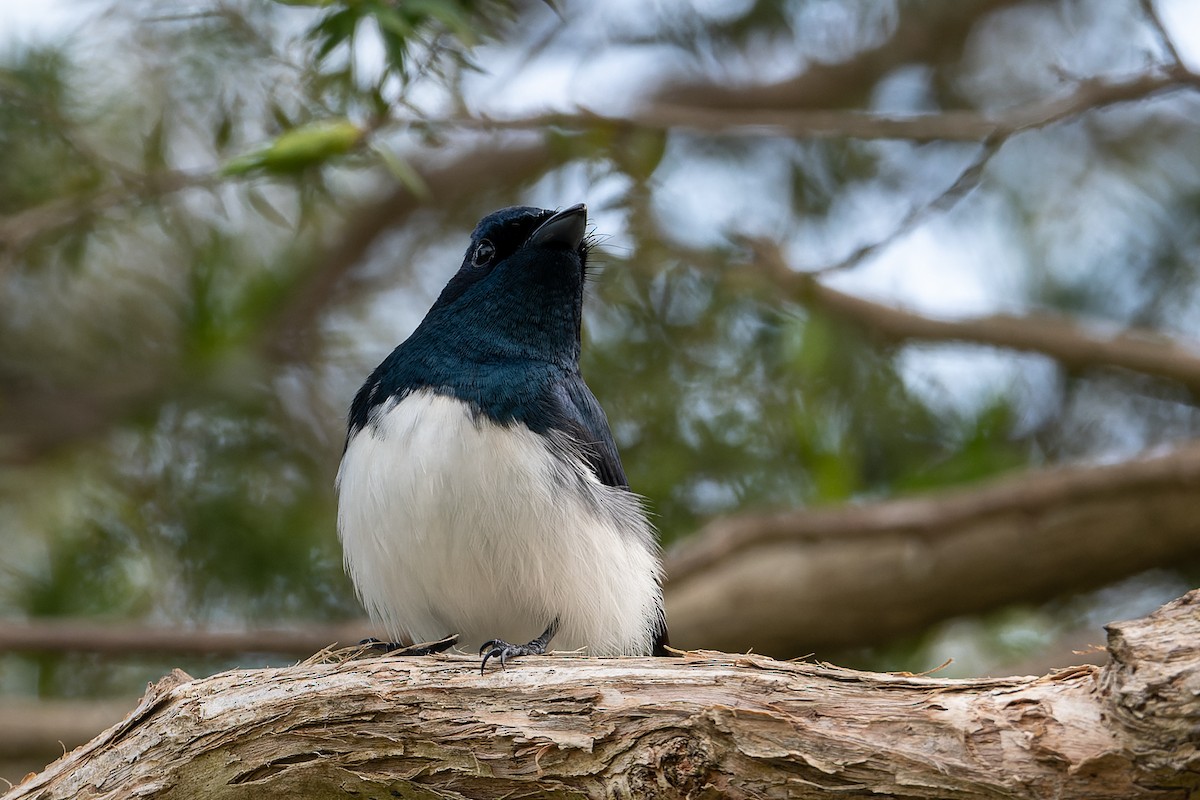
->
[348,205,629,489]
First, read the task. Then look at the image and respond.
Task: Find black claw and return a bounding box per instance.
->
[478,621,560,674]
[479,639,511,673]
[478,636,548,673]
[360,634,459,656]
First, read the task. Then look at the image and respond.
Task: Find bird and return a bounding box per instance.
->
[336,203,669,670]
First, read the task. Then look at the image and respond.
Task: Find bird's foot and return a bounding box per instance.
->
[478,638,547,672]
[360,634,458,656]
[479,620,559,673]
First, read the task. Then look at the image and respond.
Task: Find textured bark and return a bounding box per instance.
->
[665,441,1200,655]
[6,592,1198,800]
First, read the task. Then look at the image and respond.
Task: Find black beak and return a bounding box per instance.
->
[528,203,587,250]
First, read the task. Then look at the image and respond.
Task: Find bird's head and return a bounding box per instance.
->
[419,203,592,364]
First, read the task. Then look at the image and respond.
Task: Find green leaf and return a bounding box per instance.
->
[221,119,363,176]
[373,7,415,41]
[214,107,234,152]
[142,113,168,170]
[403,0,477,41]
[268,102,295,132]
[246,188,292,228]
[311,7,361,61]
[370,142,430,199]
[614,127,667,181]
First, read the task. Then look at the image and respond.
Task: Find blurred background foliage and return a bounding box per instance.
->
[2,0,1200,737]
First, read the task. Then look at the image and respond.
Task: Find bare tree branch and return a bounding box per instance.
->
[0,619,362,658]
[7,592,1199,800]
[664,439,1200,655]
[808,135,1002,278]
[1140,0,1189,72]
[0,700,131,775]
[742,239,1200,394]
[427,69,1195,144]
[0,171,215,269]
[0,369,175,465]
[655,0,1026,111]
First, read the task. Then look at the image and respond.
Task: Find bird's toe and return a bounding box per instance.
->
[479,638,544,673]
[361,634,459,656]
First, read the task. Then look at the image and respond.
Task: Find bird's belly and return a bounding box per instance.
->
[336,390,661,656]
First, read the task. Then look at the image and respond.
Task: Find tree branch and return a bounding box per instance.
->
[808,135,1002,278]
[1140,0,1190,72]
[7,592,1199,799]
[0,700,132,774]
[664,440,1200,655]
[742,239,1200,394]
[654,0,1026,111]
[0,619,362,658]
[428,69,1195,144]
[0,171,214,267]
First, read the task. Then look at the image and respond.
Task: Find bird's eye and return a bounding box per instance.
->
[472,239,496,268]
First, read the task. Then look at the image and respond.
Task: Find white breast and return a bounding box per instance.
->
[336,390,663,656]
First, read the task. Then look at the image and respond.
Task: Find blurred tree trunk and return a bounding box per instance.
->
[8,592,1198,800]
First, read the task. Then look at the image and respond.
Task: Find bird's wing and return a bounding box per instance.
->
[551,374,629,490]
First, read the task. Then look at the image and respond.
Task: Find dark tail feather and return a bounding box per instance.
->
[652,611,676,657]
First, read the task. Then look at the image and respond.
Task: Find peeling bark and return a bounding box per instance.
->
[6,592,1198,800]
